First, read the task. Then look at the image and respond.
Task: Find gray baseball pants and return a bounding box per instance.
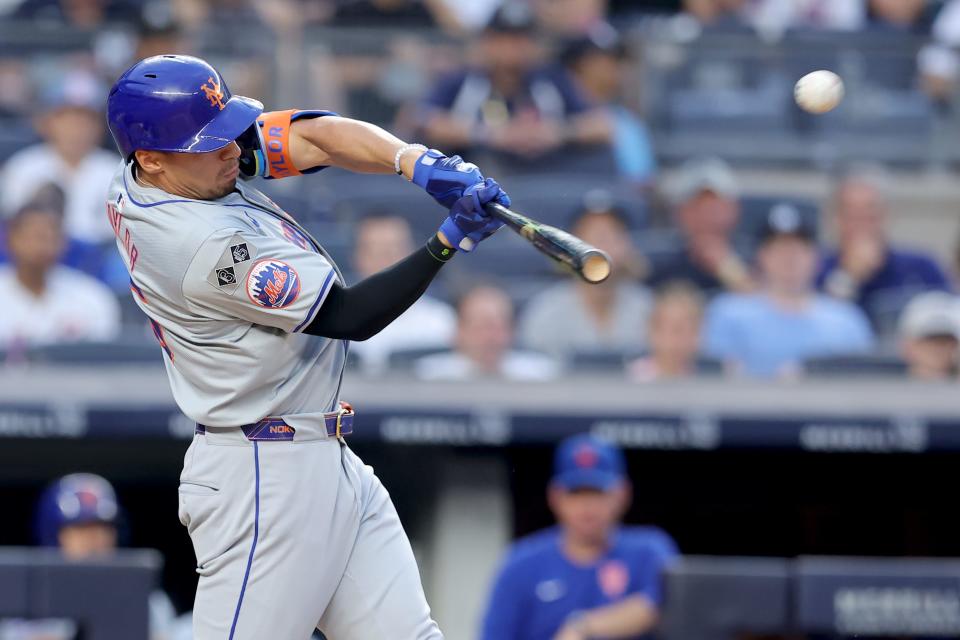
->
[178,430,443,639]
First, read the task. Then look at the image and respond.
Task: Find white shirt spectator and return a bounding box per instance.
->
[0,265,120,349]
[350,295,456,374]
[435,0,502,31]
[743,0,865,35]
[414,350,560,381]
[1,146,120,243]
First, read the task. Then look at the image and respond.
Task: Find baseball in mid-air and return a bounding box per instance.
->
[794,70,844,114]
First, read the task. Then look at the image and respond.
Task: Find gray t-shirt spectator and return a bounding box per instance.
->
[519,282,652,359]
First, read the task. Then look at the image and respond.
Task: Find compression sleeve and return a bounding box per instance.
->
[304,235,454,340]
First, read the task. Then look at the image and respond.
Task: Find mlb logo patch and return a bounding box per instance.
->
[246,259,300,309]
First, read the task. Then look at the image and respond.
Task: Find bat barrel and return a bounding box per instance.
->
[580,250,612,284]
[484,202,612,284]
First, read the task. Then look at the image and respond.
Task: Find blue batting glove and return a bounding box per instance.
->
[412,149,486,209]
[439,178,510,252]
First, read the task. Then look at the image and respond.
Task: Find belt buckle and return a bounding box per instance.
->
[335,411,343,439]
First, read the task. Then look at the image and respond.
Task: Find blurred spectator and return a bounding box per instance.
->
[817,167,951,336]
[480,434,678,640]
[326,0,459,30]
[562,27,657,185]
[704,204,873,378]
[419,4,611,163]
[0,60,31,116]
[11,0,138,27]
[133,8,190,61]
[170,0,267,30]
[681,0,749,29]
[0,205,120,350]
[30,473,180,640]
[433,0,502,32]
[919,0,960,103]
[532,0,609,36]
[743,0,864,35]
[0,70,118,244]
[415,283,560,380]
[0,195,128,289]
[649,157,754,294]
[627,282,708,382]
[348,214,456,374]
[898,291,960,380]
[519,194,652,360]
[868,0,929,31]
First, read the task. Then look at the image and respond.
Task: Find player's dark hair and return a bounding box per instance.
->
[7,199,65,232]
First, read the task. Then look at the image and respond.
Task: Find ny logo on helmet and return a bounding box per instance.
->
[200,76,225,111]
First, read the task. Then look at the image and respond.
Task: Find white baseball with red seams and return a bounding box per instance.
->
[794,70,845,114]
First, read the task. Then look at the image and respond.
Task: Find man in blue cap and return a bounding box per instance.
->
[480,434,678,640]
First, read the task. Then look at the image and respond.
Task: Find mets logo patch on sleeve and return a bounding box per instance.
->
[246,259,301,308]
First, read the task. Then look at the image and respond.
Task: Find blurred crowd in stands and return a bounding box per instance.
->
[2,0,960,382]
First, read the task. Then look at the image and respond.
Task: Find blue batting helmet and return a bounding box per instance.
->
[107,54,263,160]
[34,473,120,547]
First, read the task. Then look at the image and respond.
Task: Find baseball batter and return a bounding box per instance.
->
[104,55,510,639]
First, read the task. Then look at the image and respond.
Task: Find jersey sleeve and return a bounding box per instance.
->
[238,109,338,180]
[181,228,337,333]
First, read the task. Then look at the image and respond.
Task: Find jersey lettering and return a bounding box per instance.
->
[107,201,139,271]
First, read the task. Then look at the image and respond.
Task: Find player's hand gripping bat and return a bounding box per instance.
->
[483,202,612,284]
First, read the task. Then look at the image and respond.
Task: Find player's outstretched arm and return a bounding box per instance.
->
[304,180,506,341]
[288,115,419,177]
[257,112,506,209]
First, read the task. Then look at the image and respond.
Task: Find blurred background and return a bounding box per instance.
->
[3,0,960,638]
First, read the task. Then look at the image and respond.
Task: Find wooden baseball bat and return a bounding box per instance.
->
[484,202,611,284]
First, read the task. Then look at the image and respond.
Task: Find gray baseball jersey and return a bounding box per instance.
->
[108,157,442,639]
[106,160,346,429]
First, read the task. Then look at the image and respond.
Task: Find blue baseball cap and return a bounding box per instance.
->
[552,434,626,491]
[35,473,120,546]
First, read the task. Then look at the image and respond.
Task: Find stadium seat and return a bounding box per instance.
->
[25,340,162,365]
[387,346,449,370]
[660,556,792,640]
[802,354,908,377]
[570,348,645,371]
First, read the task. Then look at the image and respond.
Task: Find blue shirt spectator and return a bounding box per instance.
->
[704,292,874,378]
[562,28,657,184]
[705,203,874,377]
[419,5,611,164]
[482,526,677,640]
[818,249,950,329]
[818,168,951,338]
[480,434,679,640]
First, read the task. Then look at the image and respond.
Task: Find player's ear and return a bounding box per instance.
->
[613,480,632,516]
[134,150,164,175]
[547,482,565,517]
